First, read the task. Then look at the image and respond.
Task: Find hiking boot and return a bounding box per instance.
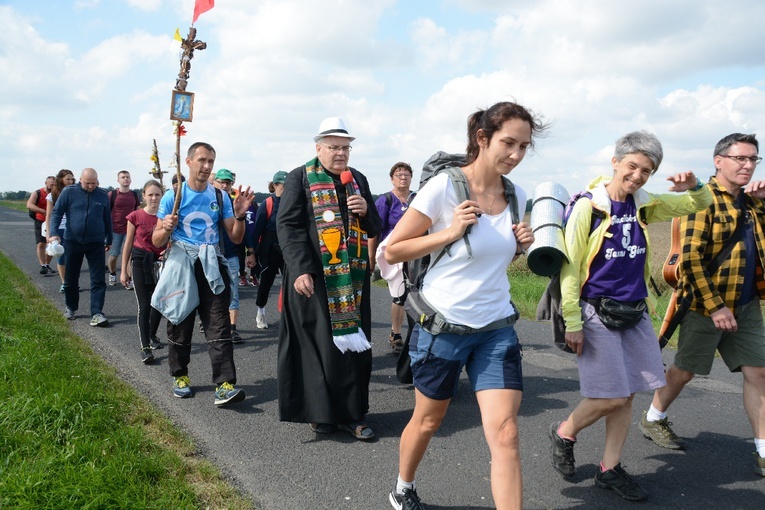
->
[638,411,685,450]
[549,421,576,477]
[173,376,192,398]
[389,331,404,354]
[594,463,647,501]
[149,336,164,350]
[230,330,244,344]
[389,487,425,510]
[63,307,75,320]
[755,453,765,476]
[256,310,268,329]
[108,273,117,286]
[214,382,245,406]
[141,348,154,364]
[90,313,109,327]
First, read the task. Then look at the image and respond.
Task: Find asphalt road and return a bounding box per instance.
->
[1,206,763,509]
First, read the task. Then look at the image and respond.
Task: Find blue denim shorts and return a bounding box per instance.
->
[409,325,523,400]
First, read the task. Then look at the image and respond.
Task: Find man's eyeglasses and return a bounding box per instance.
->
[721,154,762,165]
[321,145,352,153]
[393,172,412,178]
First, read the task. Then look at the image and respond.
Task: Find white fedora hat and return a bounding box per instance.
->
[313,117,356,143]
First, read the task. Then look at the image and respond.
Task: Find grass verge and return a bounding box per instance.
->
[0,200,28,212]
[0,251,253,509]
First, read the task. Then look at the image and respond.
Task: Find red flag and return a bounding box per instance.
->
[192,0,214,23]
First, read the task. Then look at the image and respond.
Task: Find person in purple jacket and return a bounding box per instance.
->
[369,162,415,353]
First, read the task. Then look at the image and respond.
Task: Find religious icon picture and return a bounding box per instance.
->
[170,90,194,122]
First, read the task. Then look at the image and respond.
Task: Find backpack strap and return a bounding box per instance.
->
[384,191,393,208]
[264,196,274,221]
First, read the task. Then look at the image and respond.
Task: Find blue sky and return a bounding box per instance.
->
[1,0,764,200]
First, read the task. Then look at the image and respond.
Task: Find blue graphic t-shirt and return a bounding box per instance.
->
[157,182,233,245]
[581,195,648,301]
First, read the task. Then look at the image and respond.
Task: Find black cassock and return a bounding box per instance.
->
[276,164,382,424]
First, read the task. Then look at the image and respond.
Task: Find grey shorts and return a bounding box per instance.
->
[577,300,666,398]
[675,298,765,375]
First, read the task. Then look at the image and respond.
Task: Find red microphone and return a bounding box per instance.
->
[340,170,356,197]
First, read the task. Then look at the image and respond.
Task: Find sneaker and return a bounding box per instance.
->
[755,453,765,476]
[63,307,75,320]
[40,265,48,274]
[389,331,404,354]
[198,320,205,333]
[638,411,685,450]
[149,336,164,350]
[125,279,134,290]
[214,382,245,406]
[549,422,576,477]
[141,348,154,364]
[59,284,65,293]
[230,330,244,344]
[238,275,248,287]
[108,273,117,286]
[256,311,268,329]
[594,463,647,501]
[249,275,258,286]
[389,487,425,510]
[173,376,192,398]
[90,313,109,327]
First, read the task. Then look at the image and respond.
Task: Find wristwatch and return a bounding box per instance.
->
[235,215,246,221]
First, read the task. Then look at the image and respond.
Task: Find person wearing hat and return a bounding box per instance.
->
[246,170,287,329]
[276,117,382,440]
[213,168,246,344]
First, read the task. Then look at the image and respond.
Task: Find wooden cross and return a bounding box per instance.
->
[175,27,207,92]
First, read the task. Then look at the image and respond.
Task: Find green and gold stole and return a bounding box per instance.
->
[306,158,371,353]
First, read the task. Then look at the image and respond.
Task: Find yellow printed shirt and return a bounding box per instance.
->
[677,176,765,316]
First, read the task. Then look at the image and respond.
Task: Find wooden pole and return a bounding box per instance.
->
[171,123,183,216]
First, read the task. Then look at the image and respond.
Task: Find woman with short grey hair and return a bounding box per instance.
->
[548,131,712,501]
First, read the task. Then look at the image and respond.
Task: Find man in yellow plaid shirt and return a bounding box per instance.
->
[639,133,765,477]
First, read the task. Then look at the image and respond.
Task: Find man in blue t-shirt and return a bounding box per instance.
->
[153,142,255,406]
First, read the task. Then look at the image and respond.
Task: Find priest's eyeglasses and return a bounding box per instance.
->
[322,145,352,153]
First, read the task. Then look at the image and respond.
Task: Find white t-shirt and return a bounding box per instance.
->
[411,172,527,328]
[47,192,66,231]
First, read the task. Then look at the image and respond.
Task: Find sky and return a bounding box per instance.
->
[2,0,765,200]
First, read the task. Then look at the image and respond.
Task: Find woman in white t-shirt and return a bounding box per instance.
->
[45,169,75,291]
[384,101,547,510]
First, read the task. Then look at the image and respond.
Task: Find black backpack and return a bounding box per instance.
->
[403,152,520,336]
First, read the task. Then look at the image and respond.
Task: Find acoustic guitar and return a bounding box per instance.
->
[662,216,682,288]
[658,217,682,346]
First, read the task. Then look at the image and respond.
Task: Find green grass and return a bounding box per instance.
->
[0,252,253,509]
[0,200,29,212]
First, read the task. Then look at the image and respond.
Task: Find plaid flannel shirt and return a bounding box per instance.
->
[678,176,765,316]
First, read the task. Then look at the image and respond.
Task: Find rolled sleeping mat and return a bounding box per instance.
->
[527,182,569,277]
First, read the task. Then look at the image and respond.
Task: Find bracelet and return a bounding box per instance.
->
[690,179,704,192]
[235,215,246,221]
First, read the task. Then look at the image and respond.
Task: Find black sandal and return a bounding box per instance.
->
[341,422,375,441]
[389,332,403,354]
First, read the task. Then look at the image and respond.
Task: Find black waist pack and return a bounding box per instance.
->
[591,297,646,330]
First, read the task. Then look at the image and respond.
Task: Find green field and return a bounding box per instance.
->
[0,250,253,509]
